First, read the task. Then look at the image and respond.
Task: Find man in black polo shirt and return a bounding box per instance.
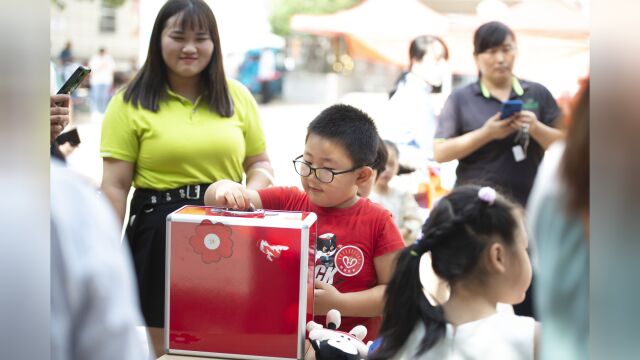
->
[433,21,564,319]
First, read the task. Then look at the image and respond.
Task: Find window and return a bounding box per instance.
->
[99,2,116,33]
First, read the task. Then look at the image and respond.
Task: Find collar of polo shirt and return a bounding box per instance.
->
[166,86,203,107]
[479,76,525,99]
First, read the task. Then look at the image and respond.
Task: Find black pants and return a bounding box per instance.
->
[260,80,272,104]
[126,189,205,327]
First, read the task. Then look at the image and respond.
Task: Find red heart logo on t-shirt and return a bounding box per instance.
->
[342,257,357,268]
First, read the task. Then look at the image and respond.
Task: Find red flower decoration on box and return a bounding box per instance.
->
[189,220,234,263]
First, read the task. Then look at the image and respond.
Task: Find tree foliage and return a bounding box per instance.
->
[51,0,126,10]
[269,0,361,36]
[51,0,66,9]
[104,0,126,6]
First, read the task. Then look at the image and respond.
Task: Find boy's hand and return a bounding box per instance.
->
[210,179,253,209]
[313,280,341,315]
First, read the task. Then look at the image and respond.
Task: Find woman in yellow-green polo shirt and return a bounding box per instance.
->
[99,0,274,328]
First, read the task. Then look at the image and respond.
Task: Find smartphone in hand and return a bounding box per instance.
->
[499,99,523,119]
[55,128,81,146]
[57,66,91,95]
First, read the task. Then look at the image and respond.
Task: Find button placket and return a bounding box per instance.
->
[191,98,200,121]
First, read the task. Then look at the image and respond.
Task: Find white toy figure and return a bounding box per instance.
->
[306,309,371,360]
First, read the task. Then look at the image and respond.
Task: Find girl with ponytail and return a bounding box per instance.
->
[369,185,538,359]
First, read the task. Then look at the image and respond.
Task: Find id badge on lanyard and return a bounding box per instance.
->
[512,126,529,162]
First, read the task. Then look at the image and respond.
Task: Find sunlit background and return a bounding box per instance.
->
[49,0,590,190]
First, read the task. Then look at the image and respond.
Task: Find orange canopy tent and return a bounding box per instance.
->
[290,0,589,95]
[289,0,449,66]
[445,0,589,91]
[506,0,589,38]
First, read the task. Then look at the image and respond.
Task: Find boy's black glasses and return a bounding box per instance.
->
[292,155,361,184]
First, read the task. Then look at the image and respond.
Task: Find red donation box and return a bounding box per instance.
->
[165,206,317,359]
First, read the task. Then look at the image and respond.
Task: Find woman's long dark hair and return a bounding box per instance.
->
[123,0,233,117]
[370,185,519,359]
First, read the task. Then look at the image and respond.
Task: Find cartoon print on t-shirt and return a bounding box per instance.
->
[316,233,338,267]
[315,232,365,285]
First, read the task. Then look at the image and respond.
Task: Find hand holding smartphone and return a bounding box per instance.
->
[57,65,91,95]
[499,99,523,120]
[52,65,89,144]
[55,128,81,147]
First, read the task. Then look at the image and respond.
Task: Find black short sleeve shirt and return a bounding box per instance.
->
[435,78,561,205]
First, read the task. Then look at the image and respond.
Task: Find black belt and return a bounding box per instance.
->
[134,183,209,205]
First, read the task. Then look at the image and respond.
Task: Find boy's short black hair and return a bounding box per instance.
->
[306,104,380,168]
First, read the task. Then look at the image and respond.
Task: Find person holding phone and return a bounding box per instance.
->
[434,21,564,207]
[433,21,564,319]
[50,94,70,144]
[99,0,274,331]
[51,66,91,160]
[50,93,71,161]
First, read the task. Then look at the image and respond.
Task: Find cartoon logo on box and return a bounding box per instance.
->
[258,239,289,262]
[189,220,234,263]
[315,233,364,284]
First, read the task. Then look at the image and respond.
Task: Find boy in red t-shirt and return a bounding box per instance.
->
[204,104,406,341]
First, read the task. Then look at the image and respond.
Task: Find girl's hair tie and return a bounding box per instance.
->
[478,186,497,205]
[410,237,432,257]
[410,239,422,257]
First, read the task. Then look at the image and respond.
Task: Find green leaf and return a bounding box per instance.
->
[103,0,126,7]
[269,0,360,36]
